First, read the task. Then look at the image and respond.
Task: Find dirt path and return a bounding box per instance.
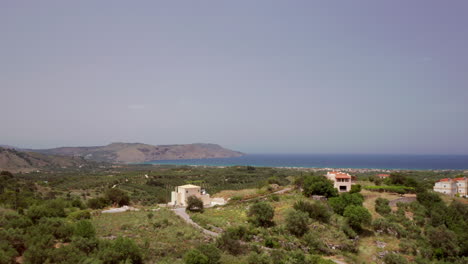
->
[172,207,219,237]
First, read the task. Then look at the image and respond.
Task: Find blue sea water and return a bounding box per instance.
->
[146,154,468,170]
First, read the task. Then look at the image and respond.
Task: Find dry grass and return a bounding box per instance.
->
[92,208,207,263]
[361,189,401,219]
[213,188,259,200]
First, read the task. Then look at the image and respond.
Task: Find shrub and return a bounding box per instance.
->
[303,175,338,198]
[184,249,209,264]
[383,253,408,264]
[26,200,67,222]
[98,237,142,264]
[293,200,331,223]
[196,244,221,264]
[187,196,204,213]
[247,252,271,264]
[87,197,109,209]
[350,184,362,194]
[105,188,130,206]
[343,205,371,231]
[303,232,330,254]
[285,210,309,237]
[73,220,96,239]
[329,193,364,215]
[372,218,406,238]
[216,230,245,255]
[247,202,274,227]
[67,210,91,221]
[375,198,391,216]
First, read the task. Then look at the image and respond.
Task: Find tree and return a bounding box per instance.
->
[184,249,209,264]
[303,175,338,198]
[105,189,130,206]
[350,184,362,194]
[186,196,204,213]
[375,198,391,216]
[247,202,274,227]
[196,244,221,264]
[285,209,309,237]
[328,193,364,215]
[383,253,408,264]
[343,205,371,231]
[73,220,96,239]
[293,200,331,223]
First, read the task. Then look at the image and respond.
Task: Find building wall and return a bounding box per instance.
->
[433,181,457,196]
[326,172,352,192]
[456,179,467,196]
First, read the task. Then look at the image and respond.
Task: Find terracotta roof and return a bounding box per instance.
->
[438,178,451,182]
[335,173,351,179]
[454,177,466,181]
[377,174,390,177]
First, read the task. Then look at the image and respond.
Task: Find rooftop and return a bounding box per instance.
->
[178,184,201,189]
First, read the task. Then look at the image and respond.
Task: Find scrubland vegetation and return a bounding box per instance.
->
[1,167,467,263]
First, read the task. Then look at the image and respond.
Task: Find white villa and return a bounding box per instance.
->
[433,177,468,197]
[169,184,225,207]
[326,171,352,192]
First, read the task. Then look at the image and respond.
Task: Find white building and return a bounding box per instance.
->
[433,177,467,197]
[326,171,352,192]
[169,184,225,207]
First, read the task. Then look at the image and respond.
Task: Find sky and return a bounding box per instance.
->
[1,1,468,154]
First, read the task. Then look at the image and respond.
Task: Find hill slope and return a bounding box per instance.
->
[31,143,244,163]
[0,147,95,172]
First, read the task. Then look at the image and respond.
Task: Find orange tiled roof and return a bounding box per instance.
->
[377,174,390,177]
[335,173,351,179]
[454,177,466,181]
[438,178,451,182]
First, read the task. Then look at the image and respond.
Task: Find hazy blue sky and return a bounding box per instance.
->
[1,1,467,154]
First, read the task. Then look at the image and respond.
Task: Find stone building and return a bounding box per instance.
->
[326,171,352,192]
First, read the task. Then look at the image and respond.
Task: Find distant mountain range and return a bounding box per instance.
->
[0,147,95,172]
[0,143,243,168]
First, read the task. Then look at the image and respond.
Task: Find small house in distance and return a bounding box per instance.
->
[169,184,225,207]
[377,174,390,179]
[326,171,352,192]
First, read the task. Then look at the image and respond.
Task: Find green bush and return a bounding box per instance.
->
[372,218,406,238]
[97,236,143,264]
[216,230,245,255]
[73,220,96,239]
[247,252,271,264]
[343,205,371,231]
[303,175,338,198]
[383,253,408,264]
[375,198,391,216]
[285,209,309,237]
[293,200,331,223]
[187,195,204,213]
[329,193,364,215]
[67,210,91,221]
[350,184,362,194]
[196,244,221,264]
[247,202,274,227]
[105,188,130,206]
[184,249,209,264]
[86,197,109,209]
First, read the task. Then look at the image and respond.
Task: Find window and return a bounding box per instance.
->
[339,186,347,191]
[186,190,188,193]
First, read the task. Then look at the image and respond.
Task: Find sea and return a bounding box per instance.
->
[146,154,468,170]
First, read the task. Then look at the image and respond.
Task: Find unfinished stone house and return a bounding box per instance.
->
[326,171,352,192]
